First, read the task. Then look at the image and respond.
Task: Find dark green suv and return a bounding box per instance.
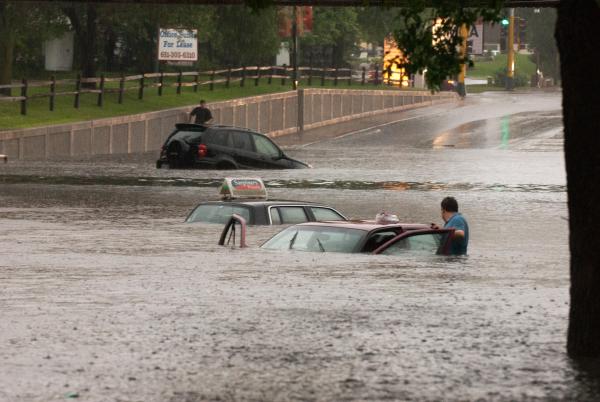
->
[157,124,310,169]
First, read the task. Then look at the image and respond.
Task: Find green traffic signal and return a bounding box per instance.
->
[501,18,510,26]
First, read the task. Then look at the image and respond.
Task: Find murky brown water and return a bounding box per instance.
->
[2,91,599,401]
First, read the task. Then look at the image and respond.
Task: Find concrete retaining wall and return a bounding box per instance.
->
[0,89,457,160]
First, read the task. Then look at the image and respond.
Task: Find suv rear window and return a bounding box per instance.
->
[186,204,251,224]
[172,130,202,143]
[204,131,230,147]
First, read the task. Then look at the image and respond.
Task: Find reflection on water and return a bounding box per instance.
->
[0,175,567,193]
[501,115,511,148]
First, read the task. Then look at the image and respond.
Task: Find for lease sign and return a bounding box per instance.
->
[158,29,198,61]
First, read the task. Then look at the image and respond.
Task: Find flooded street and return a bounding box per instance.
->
[2,91,598,401]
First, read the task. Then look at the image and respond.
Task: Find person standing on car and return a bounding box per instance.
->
[438,196,469,255]
[189,99,213,125]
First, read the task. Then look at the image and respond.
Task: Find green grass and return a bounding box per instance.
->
[0,76,406,131]
[468,53,536,79]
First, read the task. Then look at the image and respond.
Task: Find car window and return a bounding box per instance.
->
[253,135,281,157]
[231,131,254,151]
[379,233,445,255]
[310,207,345,221]
[362,230,399,252]
[269,207,282,225]
[186,204,251,224]
[172,130,202,143]
[278,207,308,224]
[205,131,230,147]
[262,226,365,253]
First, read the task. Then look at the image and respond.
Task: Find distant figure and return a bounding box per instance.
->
[439,196,469,255]
[189,100,213,125]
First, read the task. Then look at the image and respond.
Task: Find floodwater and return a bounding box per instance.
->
[1,90,599,401]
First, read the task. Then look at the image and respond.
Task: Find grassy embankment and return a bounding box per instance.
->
[466,53,537,93]
[0,74,408,131]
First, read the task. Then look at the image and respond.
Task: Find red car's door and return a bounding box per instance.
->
[372,229,455,255]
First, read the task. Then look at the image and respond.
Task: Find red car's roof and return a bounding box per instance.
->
[295,220,431,232]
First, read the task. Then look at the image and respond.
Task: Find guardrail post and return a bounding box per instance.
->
[268,66,273,85]
[334,67,338,86]
[158,72,164,96]
[361,67,366,86]
[138,73,144,99]
[20,78,27,115]
[194,71,199,92]
[74,74,81,109]
[226,66,231,88]
[97,74,105,107]
[255,66,260,86]
[240,66,246,87]
[177,70,182,94]
[321,67,325,86]
[210,69,215,91]
[308,58,313,86]
[50,75,56,111]
[118,74,125,104]
[374,66,379,86]
[348,69,352,86]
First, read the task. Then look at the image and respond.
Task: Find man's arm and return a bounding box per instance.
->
[189,108,197,123]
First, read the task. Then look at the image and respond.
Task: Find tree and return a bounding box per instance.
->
[356,6,400,46]
[210,6,279,67]
[391,1,503,91]
[106,4,215,72]
[300,7,361,66]
[0,1,16,95]
[521,7,559,82]
[555,0,600,358]
[0,1,68,94]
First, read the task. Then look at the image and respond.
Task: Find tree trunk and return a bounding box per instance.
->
[0,1,15,96]
[81,4,98,80]
[556,0,600,358]
[63,4,98,84]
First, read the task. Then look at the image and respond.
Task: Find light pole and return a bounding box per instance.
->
[506,8,515,90]
[292,6,299,90]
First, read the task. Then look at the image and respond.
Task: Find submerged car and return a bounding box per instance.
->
[220,213,456,255]
[261,221,455,255]
[157,123,310,169]
[187,178,347,225]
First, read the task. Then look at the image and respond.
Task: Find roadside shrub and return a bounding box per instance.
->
[493,67,529,87]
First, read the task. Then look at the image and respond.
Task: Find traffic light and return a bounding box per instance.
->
[501,18,509,26]
[518,17,527,49]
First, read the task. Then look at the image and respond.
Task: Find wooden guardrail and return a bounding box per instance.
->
[0,64,411,116]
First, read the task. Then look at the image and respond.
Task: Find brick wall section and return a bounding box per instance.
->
[0,89,457,160]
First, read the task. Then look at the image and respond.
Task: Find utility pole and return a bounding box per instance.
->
[506,8,515,90]
[457,24,468,97]
[292,6,299,90]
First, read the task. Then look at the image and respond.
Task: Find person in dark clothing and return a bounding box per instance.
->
[189,100,213,125]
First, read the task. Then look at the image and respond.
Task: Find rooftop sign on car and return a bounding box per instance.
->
[219,178,267,200]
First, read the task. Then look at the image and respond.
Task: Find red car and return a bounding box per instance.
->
[220,216,456,255]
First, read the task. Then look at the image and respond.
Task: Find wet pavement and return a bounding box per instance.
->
[2,90,599,401]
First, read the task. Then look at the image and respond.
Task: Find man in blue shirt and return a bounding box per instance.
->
[441,196,469,255]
